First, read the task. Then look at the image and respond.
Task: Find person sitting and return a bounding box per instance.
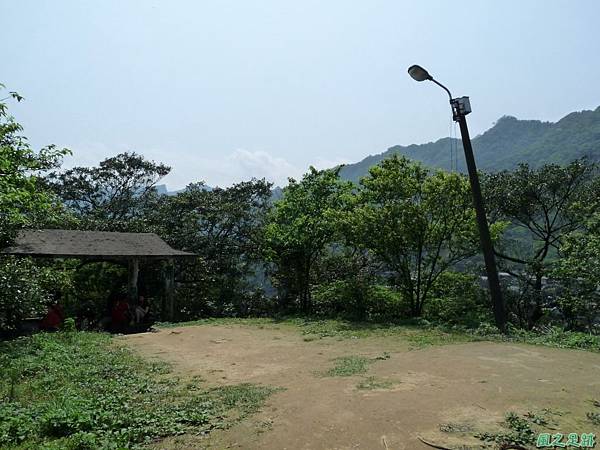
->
[111,297,130,333]
[134,295,150,324]
[40,302,64,332]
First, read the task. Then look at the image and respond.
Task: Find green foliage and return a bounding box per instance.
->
[0,331,278,448]
[47,152,170,231]
[0,85,69,248]
[147,179,273,318]
[0,257,73,332]
[424,271,490,327]
[347,156,485,317]
[483,159,599,329]
[312,280,408,322]
[265,167,353,312]
[553,213,600,333]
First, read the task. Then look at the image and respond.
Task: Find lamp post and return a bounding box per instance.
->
[408,64,506,332]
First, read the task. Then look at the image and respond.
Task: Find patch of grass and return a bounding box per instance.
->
[356,376,395,390]
[213,383,282,418]
[320,356,372,377]
[0,331,278,449]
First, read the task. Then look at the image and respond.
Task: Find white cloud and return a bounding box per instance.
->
[57,143,350,191]
[227,149,301,186]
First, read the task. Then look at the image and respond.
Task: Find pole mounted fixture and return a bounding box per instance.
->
[407,64,507,333]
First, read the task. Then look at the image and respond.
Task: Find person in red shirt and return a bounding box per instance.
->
[111,297,130,333]
[40,302,64,331]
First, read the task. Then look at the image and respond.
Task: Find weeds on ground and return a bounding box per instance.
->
[356,376,395,390]
[476,412,536,448]
[320,356,372,377]
[319,352,393,378]
[0,331,278,449]
[587,399,600,425]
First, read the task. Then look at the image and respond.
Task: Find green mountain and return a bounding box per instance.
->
[339,106,600,182]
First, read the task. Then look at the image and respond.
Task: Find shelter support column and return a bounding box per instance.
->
[128,258,140,302]
[163,258,175,321]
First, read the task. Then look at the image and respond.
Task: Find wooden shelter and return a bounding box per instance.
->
[2,229,195,320]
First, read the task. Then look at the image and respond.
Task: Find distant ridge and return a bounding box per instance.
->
[339,106,600,182]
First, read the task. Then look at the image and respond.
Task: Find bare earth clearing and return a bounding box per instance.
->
[123,323,600,450]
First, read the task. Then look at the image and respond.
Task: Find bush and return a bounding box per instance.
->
[0,257,73,332]
[424,271,490,327]
[0,258,44,332]
[312,280,408,321]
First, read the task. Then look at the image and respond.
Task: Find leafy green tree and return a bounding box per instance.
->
[348,156,483,317]
[483,160,599,328]
[47,152,170,231]
[553,214,600,333]
[264,167,353,313]
[147,179,273,317]
[0,85,71,330]
[0,86,68,247]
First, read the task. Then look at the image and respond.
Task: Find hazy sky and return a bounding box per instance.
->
[3,1,600,188]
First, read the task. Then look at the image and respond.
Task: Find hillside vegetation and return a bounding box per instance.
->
[339,106,600,182]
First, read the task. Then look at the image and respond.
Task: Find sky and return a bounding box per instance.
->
[3,0,600,189]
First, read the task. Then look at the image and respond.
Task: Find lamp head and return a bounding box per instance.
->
[408,65,432,82]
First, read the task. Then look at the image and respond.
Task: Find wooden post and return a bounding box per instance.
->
[128,258,139,303]
[163,258,175,321]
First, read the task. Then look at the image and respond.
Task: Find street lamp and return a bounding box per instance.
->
[408,64,506,332]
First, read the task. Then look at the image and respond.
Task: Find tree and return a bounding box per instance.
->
[47,152,170,231]
[552,213,600,333]
[348,156,484,317]
[0,85,70,330]
[146,179,273,317]
[264,167,353,313]
[483,160,599,328]
[0,86,68,247]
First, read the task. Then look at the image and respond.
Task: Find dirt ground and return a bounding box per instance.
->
[122,324,600,450]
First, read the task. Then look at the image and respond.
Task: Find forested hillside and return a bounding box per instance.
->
[339,106,600,182]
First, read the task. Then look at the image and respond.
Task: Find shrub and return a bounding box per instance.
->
[424,271,490,327]
[0,257,48,332]
[0,257,74,333]
[312,280,408,321]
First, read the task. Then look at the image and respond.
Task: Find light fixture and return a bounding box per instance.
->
[407,65,432,82]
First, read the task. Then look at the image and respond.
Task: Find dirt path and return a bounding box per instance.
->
[122,324,600,450]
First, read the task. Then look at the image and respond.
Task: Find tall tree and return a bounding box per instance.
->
[47,152,170,231]
[348,156,485,317]
[483,160,599,327]
[265,167,353,313]
[0,85,68,247]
